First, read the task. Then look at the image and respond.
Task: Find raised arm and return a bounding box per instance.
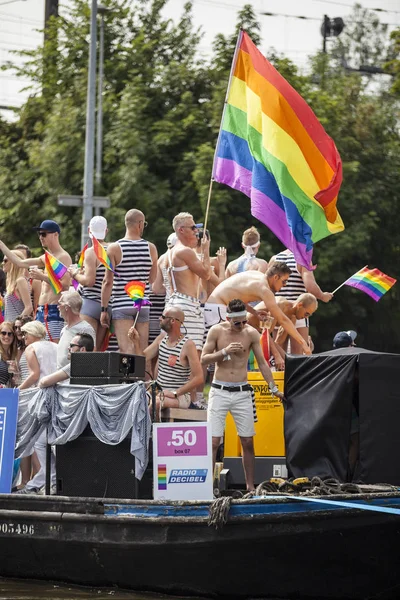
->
[178,241,211,280]
[0,241,43,269]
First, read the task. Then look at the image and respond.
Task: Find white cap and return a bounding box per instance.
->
[167,232,177,248]
[89,216,107,240]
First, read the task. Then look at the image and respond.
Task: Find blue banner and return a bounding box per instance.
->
[0,389,19,494]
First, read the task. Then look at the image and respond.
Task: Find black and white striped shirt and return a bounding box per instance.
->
[157,335,191,391]
[273,250,306,301]
[112,239,152,310]
[81,263,106,303]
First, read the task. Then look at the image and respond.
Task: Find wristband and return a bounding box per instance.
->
[221,348,227,357]
[101,306,108,312]
[269,381,279,396]
[173,391,178,399]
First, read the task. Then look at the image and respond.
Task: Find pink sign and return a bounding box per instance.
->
[157,425,208,457]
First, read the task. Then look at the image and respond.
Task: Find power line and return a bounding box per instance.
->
[261,11,398,29]
[312,0,400,14]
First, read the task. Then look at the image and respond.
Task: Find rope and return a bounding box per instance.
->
[208,496,233,529]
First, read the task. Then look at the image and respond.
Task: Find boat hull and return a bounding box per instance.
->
[1,494,400,599]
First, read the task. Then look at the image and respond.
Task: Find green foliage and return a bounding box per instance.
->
[0,1,399,352]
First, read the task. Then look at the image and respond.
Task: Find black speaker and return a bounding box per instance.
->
[70,352,145,379]
[56,426,153,499]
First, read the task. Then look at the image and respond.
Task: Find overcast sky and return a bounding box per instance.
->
[1,0,399,113]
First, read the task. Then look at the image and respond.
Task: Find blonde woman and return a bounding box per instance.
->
[3,250,33,322]
[0,320,18,387]
[18,321,57,390]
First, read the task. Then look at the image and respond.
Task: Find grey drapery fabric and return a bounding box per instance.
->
[15,382,150,479]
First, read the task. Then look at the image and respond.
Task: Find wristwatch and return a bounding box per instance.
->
[269,381,280,396]
[173,391,178,399]
[101,306,108,312]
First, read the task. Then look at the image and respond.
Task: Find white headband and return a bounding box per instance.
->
[226,310,247,318]
[244,242,260,257]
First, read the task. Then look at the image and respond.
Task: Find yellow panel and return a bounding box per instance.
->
[224,371,285,458]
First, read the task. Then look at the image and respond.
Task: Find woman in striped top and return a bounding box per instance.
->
[270,248,333,353]
[3,250,33,322]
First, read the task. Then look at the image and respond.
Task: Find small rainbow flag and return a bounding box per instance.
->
[344,267,396,302]
[91,235,115,273]
[44,251,67,294]
[125,280,151,307]
[77,243,88,268]
[158,464,167,491]
[212,31,344,269]
[0,296,4,324]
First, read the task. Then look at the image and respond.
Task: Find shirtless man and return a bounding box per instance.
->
[201,299,284,492]
[205,262,312,356]
[270,248,333,353]
[100,209,158,353]
[225,226,268,278]
[247,293,318,366]
[0,220,71,342]
[165,212,212,351]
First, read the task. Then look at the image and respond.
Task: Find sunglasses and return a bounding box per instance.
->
[232,320,247,327]
[0,331,14,337]
[182,225,198,231]
[69,343,81,350]
[38,231,50,237]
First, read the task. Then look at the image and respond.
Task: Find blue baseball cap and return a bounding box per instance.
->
[33,220,61,234]
[333,331,357,349]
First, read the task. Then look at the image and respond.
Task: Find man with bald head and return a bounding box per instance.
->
[101,208,158,352]
[247,293,318,366]
[128,305,204,419]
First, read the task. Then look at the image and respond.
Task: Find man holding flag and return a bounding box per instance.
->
[0,220,71,343]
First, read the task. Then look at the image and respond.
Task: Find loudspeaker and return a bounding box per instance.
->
[56,426,153,499]
[70,352,145,379]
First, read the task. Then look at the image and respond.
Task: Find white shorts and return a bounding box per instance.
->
[295,317,310,328]
[204,303,226,329]
[207,386,255,438]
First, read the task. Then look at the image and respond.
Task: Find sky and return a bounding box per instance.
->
[0,0,399,115]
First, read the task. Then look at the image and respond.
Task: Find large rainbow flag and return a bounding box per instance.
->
[44,251,67,294]
[212,30,344,269]
[344,267,396,302]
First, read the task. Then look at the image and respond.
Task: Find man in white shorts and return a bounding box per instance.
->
[201,299,284,492]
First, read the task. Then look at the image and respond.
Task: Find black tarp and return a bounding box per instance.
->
[284,348,400,484]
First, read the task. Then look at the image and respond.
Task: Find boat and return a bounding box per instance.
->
[1,489,400,599]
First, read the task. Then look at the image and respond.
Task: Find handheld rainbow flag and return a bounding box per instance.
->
[124,280,151,308]
[77,243,88,268]
[336,267,397,302]
[71,243,88,290]
[44,251,67,294]
[212,30,344,269]
[0,296,4,324]
[91,235,115,273]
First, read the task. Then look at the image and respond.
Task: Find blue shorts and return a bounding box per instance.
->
[81,298,111,321]
[36,304,64,342]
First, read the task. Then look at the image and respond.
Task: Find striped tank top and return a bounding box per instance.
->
[81,263,107,303]
[156,335,191,390]
[273,251,306,301]
[112,239,152,310]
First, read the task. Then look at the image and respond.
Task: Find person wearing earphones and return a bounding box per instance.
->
[128,306,203,419]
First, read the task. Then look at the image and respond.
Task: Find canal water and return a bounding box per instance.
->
[0,579,208,600]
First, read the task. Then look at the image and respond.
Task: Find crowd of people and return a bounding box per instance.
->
[0,209,337,494]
